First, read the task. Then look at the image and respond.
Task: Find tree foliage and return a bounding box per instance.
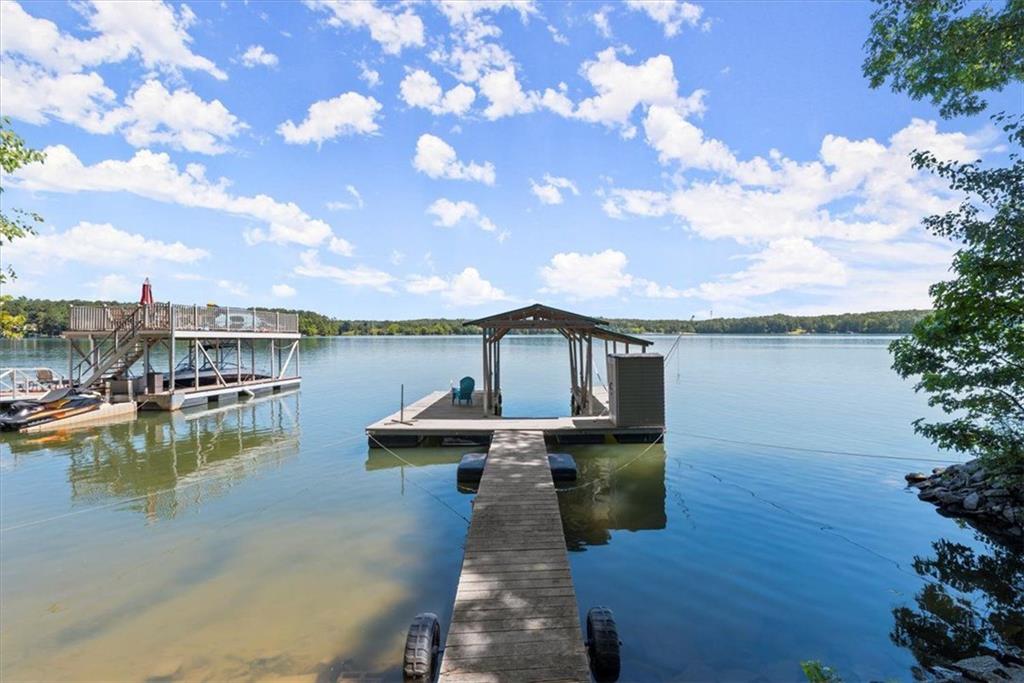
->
[867,0,1024,476]
[0,117,46,285]
[864,0,1024,117]
[891,118,1024,474]
[0,297,930,339]
[891,533,1023,672]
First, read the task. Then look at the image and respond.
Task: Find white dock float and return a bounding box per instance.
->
[439,430,591,682]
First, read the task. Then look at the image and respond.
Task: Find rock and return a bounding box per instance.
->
[1004,507,1018,523]
[914,479,936,489]
[938,490,963,506]
[147,658,183,681]
[951,655,1024,683]
[933,466,947,475]
[964,492,981,511]
[962,460,982,474]
[920,487,942,501]
[971,469,988,484]
[984,488,1011,499]
[906,471,929,483]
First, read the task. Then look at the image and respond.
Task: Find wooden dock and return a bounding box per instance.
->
[367,387,663,447]
[439,430,591,682]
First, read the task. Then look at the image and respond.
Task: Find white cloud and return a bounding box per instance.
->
[400,69,476,116]
[217,279,249,297]
[0,62,122,133]
[8,222,209,270]
[478,66,538,119]
[119,80,245,154]
[305,0,424,54]
[326,185,364,211]
[600,188,671,219]
[294,250,395,291]
[426,198,501,236]
[540,249,635,299]
[328,236,356,257]
[0,69,244,155]
[358,61,381,87]
[389,250,406,266]
[271,283,297,298]
[625,0,703,37]
[240,44,278,68]
[571,48,704,137]
[278,91,382,145]
[592,7,613,38]
[530,174,579,205]
[87,273,135,300]
[547,25,569,45]
[0,0,226,80]
[405,274,448,294]
[605,119,987,247]
[16,145,342,249]
[406,267,509,306]
[413,134,496,185]
[684,238,848,301]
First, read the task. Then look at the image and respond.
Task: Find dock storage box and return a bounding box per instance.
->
[607,354,665,427]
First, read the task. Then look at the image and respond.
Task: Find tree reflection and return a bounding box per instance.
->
[891,532,1024,674]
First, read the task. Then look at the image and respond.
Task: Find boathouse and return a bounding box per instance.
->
[64,302,300,411]
[367,303,665,447]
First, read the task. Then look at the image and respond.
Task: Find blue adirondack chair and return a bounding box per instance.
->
[452,376,475,405]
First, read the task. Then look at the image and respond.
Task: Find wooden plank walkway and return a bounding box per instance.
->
[439,430,591,683]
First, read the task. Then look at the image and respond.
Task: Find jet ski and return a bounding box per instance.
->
[0,387,105,431]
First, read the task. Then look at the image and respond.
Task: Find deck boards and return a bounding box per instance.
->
[439,430,590,682]
[363,387,663,444]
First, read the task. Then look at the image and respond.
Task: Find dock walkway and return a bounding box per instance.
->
[439,430,590,682]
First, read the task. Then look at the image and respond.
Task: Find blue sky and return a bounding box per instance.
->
[1,0,1017,319]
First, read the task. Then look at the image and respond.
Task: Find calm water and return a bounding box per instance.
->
[1,336,1019,682]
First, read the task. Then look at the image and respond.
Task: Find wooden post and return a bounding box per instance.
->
[400,383,404,423]
[236,339,242,383]
[270,339,276,379]
[482,328,489,415]
[494,336,501,416]
[193,339,199,389]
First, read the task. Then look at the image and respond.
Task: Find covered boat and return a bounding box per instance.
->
[0,388,104,431]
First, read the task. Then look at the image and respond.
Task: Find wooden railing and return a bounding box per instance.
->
[68,304,299,334]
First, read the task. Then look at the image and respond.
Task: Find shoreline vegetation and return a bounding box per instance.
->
[0,297,929,339]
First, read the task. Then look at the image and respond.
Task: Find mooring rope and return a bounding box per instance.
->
[672,430,963,465]
[554,431,667,493]
[366,433,471,524]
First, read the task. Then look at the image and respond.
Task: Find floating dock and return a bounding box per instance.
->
[439,430,591,682]
[366,387,662,447]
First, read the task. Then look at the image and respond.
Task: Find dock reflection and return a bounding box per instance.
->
[364,442,667,550]
[557,444,667,550]
[7,393,300,521]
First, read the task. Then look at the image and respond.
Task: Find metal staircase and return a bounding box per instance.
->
[71,305,148,390]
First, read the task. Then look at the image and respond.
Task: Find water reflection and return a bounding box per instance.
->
[364,443,668,551]
[892,531,1024,677]
[7,393,300,522]
[557,444,667,550]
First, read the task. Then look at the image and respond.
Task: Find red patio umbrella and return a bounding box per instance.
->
[140,277,154,305]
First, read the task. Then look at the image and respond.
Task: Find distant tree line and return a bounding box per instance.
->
[0,297,929,339]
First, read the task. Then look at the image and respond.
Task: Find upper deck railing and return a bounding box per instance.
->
[68,304,299,334]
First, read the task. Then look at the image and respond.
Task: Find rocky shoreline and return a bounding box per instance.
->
[905,459,1024,543]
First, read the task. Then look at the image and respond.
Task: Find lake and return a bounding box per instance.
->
[0,336,1017,682]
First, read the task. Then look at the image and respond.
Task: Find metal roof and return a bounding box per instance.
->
[464,303,652,347]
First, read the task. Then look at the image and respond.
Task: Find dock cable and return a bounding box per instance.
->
[554,431,667,494]
[671,430,963,465]
[366,433,471,525]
